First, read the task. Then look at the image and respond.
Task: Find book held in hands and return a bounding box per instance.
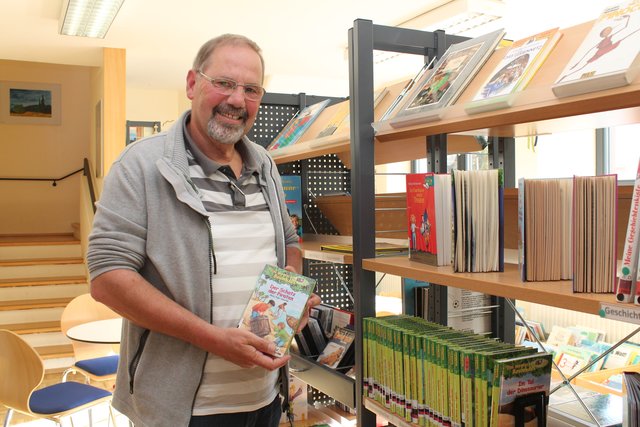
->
[552,0,640,98]
[238,264,316,357]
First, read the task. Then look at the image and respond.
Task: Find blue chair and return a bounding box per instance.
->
[0,329,115,427]
[60,294,120,385]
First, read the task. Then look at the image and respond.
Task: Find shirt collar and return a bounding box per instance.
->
[182,111,260,176]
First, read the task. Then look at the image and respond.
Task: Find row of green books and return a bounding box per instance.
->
[363,315,553,427]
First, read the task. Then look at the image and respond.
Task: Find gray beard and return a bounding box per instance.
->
[207,117,245,145]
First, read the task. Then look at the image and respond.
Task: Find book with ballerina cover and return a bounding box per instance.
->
[238,264,316,357]
[552,0,640,98]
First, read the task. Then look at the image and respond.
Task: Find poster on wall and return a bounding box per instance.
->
[0,81,61,125]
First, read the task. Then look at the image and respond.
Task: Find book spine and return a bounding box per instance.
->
[620,160,640,302]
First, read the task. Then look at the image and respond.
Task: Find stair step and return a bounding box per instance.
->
[0,307,64,325]
[0,257,84,266]
[3,320,61,334]
[0,275,87,288]
[0,282,87,302]
[0,233,78,245]
[0,297,74,311]
[37,343,74,359]
[0,257,86,280]
[21,331,71,347]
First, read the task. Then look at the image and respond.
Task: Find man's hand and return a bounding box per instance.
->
[297,293,322,333]
[210,327,290,370]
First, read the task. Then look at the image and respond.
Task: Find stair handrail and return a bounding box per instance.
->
[0,165,84,187]
[0,159,97,213]
[83,158,97,214]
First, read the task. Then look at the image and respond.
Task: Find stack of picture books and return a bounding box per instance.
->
[452,169,504,273]
[405,173,452,266]
[363,315,552,427]
[552,0,640,98]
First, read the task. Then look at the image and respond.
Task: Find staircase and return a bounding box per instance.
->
[0,233,88,373]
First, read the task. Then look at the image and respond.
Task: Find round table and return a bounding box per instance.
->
[66,318,123,344]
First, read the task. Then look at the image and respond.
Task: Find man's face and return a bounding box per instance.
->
[187,43,263,146]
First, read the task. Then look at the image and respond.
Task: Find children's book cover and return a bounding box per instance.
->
[391,28,505,127]
[489,352,553,427]
[406,173,452,266]
[316,326,355,369]
[466,27,561,114]
[281,175,303,242]
[553,0,640,97]
[238,264,316,357]
[267,99,330,151]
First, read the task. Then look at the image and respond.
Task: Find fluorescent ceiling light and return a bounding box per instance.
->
[59,0,125,38]
[398,0,505,37]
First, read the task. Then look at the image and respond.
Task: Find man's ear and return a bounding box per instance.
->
[186,69,197,100]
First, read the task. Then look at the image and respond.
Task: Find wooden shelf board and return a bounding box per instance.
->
[363,257,623,316]
[301,239,354,264]
[363,397,413,427]
[374,20,640,142]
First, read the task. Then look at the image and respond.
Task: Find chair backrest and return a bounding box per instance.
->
[0,329,43,416]
[61,294,121,360]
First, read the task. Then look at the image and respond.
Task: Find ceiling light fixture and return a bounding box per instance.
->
[397,0,505,37]
[59,0,125,38]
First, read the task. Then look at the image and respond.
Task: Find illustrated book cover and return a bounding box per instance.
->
[267,99,330,151]
[552,0,640,98]
[405,173,452,266]
[281,175,303,242]
[489,352,553,427]
[238,264,316,357]
[389,28,505,127]
[465,27,562,114]
[316,326,355,369]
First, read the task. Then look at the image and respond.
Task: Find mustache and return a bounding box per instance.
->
[213,104,248,121]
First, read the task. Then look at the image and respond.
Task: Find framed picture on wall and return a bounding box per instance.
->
[126,120,161,145]
[0,81,61,125]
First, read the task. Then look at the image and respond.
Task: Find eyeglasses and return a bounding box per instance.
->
[198,71,264,101]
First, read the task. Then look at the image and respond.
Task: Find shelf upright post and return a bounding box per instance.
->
[427,133,450,325]
[348,19,377,427]
[487,136,516,341]
[348,19,468,425]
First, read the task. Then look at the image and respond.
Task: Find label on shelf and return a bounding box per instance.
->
[599,303,640,325]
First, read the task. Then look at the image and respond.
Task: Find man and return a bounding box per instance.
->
[87,34,321,427]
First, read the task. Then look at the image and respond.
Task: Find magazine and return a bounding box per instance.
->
[238,264,317,357]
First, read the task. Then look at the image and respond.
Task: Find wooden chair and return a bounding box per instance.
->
[60,294,121,384]
[0,329,115,427]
